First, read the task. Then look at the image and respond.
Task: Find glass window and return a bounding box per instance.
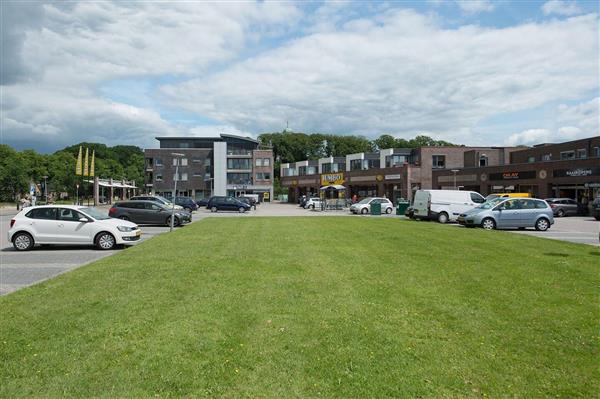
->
[519,199,537,209]
[155,158,163,166]
[527,156,535,163]
[593,147,600,157]
[179,143,189,148]
[181,158,188,166]
[479,156,488,167]
[255,173,263,180]
[228,159,251,169]
[576,149,586,159]
[432,155,445,169]
[350,159,363,171]
[560,151,575,160]
[155,174,163,181]
[534,200,548,209]
[227,173,252,185]
[26,208,57,220]
[542,154,552,161]
[58,208,84,222]
[264,173,271,180]
[255,158,262,167]
[263,158,270,166]
[181,173,188,181]
[470,193,485,203]
[498,199,520,210]
[322,164,332,173]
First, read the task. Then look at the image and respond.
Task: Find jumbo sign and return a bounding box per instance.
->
[321,173,344,186]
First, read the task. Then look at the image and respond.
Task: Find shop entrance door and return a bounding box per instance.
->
[235,190,246,198]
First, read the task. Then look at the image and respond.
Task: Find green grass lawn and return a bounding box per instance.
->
[1,217,598,398]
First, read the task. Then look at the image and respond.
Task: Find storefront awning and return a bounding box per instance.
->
[320,184,346,190]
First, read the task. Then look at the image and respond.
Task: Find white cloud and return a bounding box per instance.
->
[456,0,495,15]
[506,129,552,146]
[542,0,583,16]
[162,11,599,144]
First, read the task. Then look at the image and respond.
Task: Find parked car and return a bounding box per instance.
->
[174,196,198,212]
[458,198,554,231]
[8,205,141,251]
[349,197,394,214]
[413,190,486,223]
[109,200,192,226]
[238,197,257,209]
[196,198,210,207]
[207,196,252,213]
[544,198,579,217]
[592,197,600,221]
[485,192,531,201]
[130,195,183,210]
[304,197,322,209]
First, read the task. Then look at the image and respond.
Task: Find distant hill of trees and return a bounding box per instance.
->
[0,143,144,202]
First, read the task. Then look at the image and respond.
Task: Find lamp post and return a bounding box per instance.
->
[43,175,48,204]
[451,169,460,190]
[170,153,185,232]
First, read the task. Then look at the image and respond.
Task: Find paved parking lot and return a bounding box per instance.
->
[1,203,597,296]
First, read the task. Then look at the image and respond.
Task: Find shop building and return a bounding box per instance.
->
[281,145,516,203]
[432,136,600,204]
[144,134,274,201]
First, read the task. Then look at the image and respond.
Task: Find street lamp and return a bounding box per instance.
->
[43,175,48,204]
[170,153,185,232]
[451,169,460,190]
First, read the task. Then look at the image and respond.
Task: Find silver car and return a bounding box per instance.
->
[349,197,394,214]
[457,198,554,231]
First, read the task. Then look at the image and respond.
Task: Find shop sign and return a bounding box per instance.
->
[385,174,402,180]
[489,171,536,180]
[263,192,270,200]
[321,173,344,185]
[553,167,600,178]
[584,182,600,188]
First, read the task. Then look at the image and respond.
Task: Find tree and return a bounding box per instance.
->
[0,145,29,201]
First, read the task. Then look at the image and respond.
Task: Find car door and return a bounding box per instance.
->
[146,202,165,224]
[517,199,537,227]
[25,207,59,243]
[495,199,522,228]
[224,197,236,211]
[566,199,578,215]
[57,208,94,243]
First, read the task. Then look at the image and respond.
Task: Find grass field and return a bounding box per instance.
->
[1,217,598,398]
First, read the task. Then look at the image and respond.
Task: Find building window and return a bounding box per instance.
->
[479,156,488,167]
[179,143,190,148]
[181,173,188,181]
[307,166,317,175]
[542,154,552,161]
[350,159,363,171]
[255,158,262,167]
[181,158,188,166]
[155,158,163,167]
[322,163,332,173]
[192,157,203,163]
[577,149,587,159]
[193,172,203,177]
[386,155,407,167]
[228,158,251,169]
[263,158,270,166]
[298,166,307,176]
[255,172,271,180]
[204,158,211,166]
[432,155,445,169]
[256,173,263,180]
[227,173,252,185]
[593,147,600,157]
[527,156,535,163]
[560,151,575,160]
[155,174,163,182]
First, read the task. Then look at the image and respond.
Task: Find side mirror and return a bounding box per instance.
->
[79,217,90,223]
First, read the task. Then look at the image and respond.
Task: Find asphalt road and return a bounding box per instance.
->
[0,212,205,296]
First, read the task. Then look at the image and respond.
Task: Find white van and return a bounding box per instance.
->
[412,190,486,223]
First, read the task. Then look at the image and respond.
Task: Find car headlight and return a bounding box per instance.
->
[117,225,135,232]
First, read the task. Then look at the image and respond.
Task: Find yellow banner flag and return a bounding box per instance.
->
[90,150,95,177]
[83,148,89,177]
[75,146,83,175]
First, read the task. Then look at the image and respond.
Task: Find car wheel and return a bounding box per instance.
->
[238,207,246,213]
[13,232,34,251]
[166,216,180,227]
[437,212,449,224]
[535,218,550,231]
[557,209,565,217]
[95,232,116,250]
[361,208,368,215]
[385,207,392,214]
[481,217,496,230]
[310,204,315,209]
[119,215,129,221]
[211,206,218,213]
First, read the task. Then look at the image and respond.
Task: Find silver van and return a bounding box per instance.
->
[457,198,554,231]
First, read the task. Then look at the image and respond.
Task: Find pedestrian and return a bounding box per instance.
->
[352,194,357,203]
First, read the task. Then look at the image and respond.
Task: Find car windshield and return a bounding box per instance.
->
[156,196,174,205]
[79,207,110,220]
[357,198,372,204]
[476,198,504,209]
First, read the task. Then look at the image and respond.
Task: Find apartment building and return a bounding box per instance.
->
[144,134,274,201]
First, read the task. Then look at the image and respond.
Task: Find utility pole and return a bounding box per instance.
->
[170,153,184,232]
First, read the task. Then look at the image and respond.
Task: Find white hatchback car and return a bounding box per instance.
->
[349,197,394,214]
[8,205,142,251]
[304,197,322,209]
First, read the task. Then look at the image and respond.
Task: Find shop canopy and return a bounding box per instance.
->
[320,184,346,190]
[85,179,137,189]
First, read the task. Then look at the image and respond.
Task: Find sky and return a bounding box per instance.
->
[1,0,598,153]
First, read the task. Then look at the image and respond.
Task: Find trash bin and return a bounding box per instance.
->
[396,200,410,215]
[371,202,381,216]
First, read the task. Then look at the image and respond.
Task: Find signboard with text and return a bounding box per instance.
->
[320,173,344,186]
[489,171,536,180]
[553,167,600,178]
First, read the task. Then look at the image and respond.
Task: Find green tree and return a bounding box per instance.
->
[0,145,29,202]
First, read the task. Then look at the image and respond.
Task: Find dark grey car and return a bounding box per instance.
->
[545,198,579,217]
[109,200,191,226]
